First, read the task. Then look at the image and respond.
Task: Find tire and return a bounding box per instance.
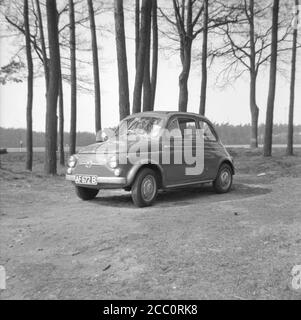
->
[213,163,233,194]
[131,168,158,207]
[75,186,99,201]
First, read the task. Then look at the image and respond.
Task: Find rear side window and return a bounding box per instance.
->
[199,121,217,142]
[178,118,197,139]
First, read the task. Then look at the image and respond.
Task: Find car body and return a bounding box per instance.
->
[66,111,234,207]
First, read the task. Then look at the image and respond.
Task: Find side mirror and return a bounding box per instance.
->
[96,130,108,143]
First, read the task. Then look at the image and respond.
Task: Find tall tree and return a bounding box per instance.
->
[87,0,101,132]
[58,71,65,166]
[160,1,235,113]
[248,0,259,148]
[287,0,299,156]
[151,0,158,110]
[114,0,130,120]
[160,0,204,112]
[35,0,49,89]
[24,0,33,171]
[143,0,152,112]
[199,0,208,116]
[132,0,152,114]
[212,0,289,148]
[263,0,280,157]
[69,0,77,155]
[135,0,140,69]
[173,0,194,112]
[45,0,60,174]
[57,9,64,167]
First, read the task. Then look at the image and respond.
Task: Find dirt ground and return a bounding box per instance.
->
[0,149,301,300]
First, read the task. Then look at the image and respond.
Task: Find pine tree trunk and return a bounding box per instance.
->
[178,0,193,113]
[87,0,101,132]
[59,72,65,166]
[178,43,192,112]
[263,0,279,157]
[286,0,298,156]
[150,0,158,111]
[45,0,60,174]
[69,0,77,155]
[35,0,49,89]
[132,0,152,114]
[24,0,33,171]
[250,74,259,148]
[135,0,140,69]
[143,5,152,112]
[114,0,130,120]
[249,0,259,148]
[199,0,208,116]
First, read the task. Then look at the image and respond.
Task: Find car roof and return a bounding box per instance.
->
[126,111,210,122]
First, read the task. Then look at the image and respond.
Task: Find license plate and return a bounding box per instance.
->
[75,175,98,185]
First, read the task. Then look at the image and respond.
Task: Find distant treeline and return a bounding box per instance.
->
[214,124,301,145]
[0,127,95,148]
[1,124,301,148]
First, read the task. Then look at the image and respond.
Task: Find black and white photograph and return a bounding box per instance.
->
[0,0,301,304]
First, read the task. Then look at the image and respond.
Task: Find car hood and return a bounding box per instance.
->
[78,136,153,155]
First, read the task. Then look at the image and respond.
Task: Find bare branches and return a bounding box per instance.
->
[5,15,44,62]
[211,0,293,87]
[172,0,185,38]
[192,5,204,28]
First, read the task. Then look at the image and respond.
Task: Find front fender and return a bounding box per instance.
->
[126,160,164,186]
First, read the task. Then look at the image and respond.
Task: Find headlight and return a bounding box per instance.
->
[108,155,118,169]
[68,155,77,168]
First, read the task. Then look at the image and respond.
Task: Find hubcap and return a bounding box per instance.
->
[220,169,231,189]
[142,175,156,202]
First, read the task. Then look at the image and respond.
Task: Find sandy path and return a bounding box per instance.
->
[1,174,301,299]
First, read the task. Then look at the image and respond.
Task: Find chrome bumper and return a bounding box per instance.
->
[66,174,126,185]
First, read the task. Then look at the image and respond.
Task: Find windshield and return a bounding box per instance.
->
[116,117,164,138]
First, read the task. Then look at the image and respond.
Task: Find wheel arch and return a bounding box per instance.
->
[126,162,164,189]
[217,159,235,177]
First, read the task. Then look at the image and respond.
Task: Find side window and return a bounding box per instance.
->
[178,118,197,139]
[199,121,217,142]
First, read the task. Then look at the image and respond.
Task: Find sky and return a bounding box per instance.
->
[0,0,300,133]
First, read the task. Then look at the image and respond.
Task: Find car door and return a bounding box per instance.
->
[163,116,199,186]
[161,117,183,185]
[198,119,220,181]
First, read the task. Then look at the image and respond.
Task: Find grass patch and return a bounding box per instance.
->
[0,152,67,181]
[228,148,301,179]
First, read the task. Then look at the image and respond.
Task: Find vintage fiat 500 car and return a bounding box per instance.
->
[66,111,234,207]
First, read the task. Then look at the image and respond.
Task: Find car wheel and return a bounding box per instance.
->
[131,168,158,207]
[75,186,99,201]
[213,163,233,194]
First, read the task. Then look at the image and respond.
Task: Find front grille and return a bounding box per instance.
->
[74,164,114,177]
[75,154,113,177]
[78,154,107,165]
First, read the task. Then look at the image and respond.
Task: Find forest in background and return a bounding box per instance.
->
[1,124,301,148]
